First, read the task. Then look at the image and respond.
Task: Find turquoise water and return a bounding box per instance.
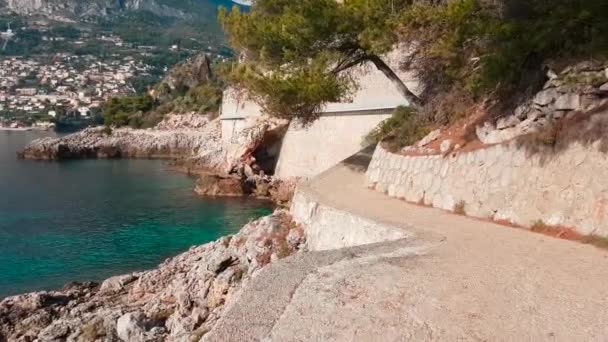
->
[0,131,272,298]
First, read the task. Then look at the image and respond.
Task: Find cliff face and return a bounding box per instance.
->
[1,0,187,19]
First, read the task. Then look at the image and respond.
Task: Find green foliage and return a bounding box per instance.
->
[101,126,113,136]
[103,95,155,128]
[50,25,80,39]
[364,106,430,150]
[103,79,223,128]
[219,0,411,121]
[398,0,608,97]
[223,58,353,120]
[172,84,223,113]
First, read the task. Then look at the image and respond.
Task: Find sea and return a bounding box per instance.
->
[0,131,272,298]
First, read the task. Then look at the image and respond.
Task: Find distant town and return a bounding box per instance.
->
[0,16,232,131]
[0,53,152,130]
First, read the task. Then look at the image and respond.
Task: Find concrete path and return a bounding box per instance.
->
[206,149,608,341]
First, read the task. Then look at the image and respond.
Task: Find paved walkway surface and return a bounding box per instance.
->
[207,150,608,341]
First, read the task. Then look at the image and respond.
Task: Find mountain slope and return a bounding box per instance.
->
[0,0,244,21]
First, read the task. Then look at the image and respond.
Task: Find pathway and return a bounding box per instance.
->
[206,148,608,341]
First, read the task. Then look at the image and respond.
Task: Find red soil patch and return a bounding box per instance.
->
[398,106,494,157]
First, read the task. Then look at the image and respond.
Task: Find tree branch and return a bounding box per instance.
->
[332,54,367,74]
[367,54,422,109]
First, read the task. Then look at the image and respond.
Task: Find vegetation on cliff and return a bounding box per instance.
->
[219,0,420,122]
[103,54,223,128]
[220,0,608,143]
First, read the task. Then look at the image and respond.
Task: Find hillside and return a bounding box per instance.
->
[0,0,245,21]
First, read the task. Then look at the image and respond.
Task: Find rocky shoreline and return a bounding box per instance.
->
[18,114,237,173]
[0,210,306,341]
[18,113,297,205]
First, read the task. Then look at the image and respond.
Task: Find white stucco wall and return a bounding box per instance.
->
[220,88,265,120]
[274,111,391,179]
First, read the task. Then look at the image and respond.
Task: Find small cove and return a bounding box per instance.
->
[0,131,272,298]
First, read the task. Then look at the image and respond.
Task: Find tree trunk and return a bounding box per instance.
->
[367,54,422,109]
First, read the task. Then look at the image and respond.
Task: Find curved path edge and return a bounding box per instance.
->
[206,147,608,341]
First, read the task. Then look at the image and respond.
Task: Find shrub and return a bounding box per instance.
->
[103,95,156,128]
[398,0,608,99]
[364,106,431,150]
[453,200,466,215]
[531,220,549,232]
[101,126,112,136]
[581,234,608,250]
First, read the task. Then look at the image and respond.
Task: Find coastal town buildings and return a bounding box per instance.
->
[0,54,152,128]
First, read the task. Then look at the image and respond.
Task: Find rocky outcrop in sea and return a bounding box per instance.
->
[0,210,305,341]
[19,114,280,175]
[19,113,297,204]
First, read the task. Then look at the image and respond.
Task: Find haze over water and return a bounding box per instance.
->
[0,131,272,298]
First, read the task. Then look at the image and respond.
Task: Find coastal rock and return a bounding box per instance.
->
[474,61,608,145]
[0,210,306,341]
[195,174,245,197]
[155,112,214,130]
[116,312,147,342]
[100,274,139,295]
[19,116,283,176]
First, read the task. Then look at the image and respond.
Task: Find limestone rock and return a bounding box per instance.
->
[195,174,245,197]
[100,274,138,294]
[19,116,282,176]
[496,116,521,130]
[534,88,558,106]
[417,129,441,147]
[440,139,452,153]
[117,312,147,342]
[154,54,212,96]
[0,210,305,341]
[155,112,213,130]
[514,104,530,119]
[554,93,581,111]
[476,122,496,143]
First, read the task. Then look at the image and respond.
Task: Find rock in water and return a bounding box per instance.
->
[195,174,245,197]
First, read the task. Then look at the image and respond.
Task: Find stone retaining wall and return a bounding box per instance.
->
[366,120,608,236]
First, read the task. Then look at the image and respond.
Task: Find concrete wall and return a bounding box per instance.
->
[274,111,391,179]
[221,119,250,144]
[366,121,608,236]
[291,186,408,251]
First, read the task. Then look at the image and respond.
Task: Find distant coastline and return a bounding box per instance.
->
[0,127,32,132]
[0,127,54,132]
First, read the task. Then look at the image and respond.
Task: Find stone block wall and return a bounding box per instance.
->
[366,118,608,236]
